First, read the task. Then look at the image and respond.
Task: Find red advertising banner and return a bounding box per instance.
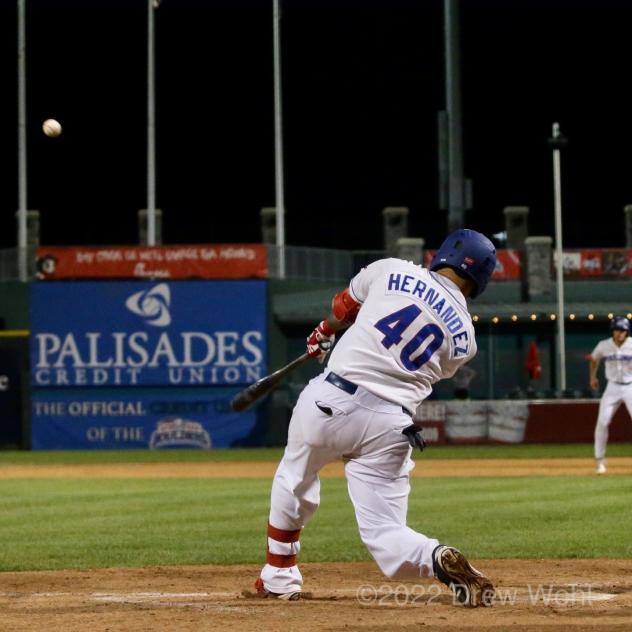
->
[423,249,522,280]
[35,245,268,280]
[492,249,522,280]
[560,249,632,278]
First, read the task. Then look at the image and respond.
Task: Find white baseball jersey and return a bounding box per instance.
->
[590,337,632,383]
[327,258,477,412]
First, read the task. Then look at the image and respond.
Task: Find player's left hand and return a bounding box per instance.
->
[306,320,335,363]
[402,424,427,452]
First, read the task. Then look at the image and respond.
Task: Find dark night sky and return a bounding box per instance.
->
[1,0,632,252]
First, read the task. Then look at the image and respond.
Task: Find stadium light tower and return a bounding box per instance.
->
[17,0,27,281]
[146,0,160,247]
[273,0,286,278]
[440,0,470,233]
[549,122,568,392]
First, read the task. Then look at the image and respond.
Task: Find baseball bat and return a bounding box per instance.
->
[230,353,311,412]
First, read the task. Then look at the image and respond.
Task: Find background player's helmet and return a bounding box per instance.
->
[430,229,497,298]
[610,316,630,332]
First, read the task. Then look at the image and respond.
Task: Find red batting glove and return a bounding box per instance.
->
[306,320,335,362]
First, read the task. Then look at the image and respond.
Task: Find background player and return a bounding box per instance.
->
[589,316,632,474]
[452,365,477,399]
[254,229,497,607]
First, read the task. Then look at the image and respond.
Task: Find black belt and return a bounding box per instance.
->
[612,381,632,385]
[325,371,412,417]
[325,371,357,394]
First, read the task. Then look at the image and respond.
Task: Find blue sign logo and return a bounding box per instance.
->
[125,284,172,327]
[149,418,212,449]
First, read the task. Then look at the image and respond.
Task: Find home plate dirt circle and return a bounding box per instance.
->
[1,560,631,631]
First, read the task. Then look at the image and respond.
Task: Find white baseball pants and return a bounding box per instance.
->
[260,370,439,595]
[594,381,632,460]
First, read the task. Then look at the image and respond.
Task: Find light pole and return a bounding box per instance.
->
[549,122,568,393]
[273,0,286,278]
[17,0,27,281]
[147,0,159,246]
[442,0,466,232]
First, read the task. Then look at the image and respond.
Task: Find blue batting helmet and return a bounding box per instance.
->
[430,229,497,298]
[610,316,630,332]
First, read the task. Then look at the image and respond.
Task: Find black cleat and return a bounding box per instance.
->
[432,545,494,607]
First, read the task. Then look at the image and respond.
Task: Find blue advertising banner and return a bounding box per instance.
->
[30,281,267,387]
[31,388,260,449]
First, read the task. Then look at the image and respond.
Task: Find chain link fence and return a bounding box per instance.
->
[267,245,385,282]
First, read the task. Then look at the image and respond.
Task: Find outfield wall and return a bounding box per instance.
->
[415,400,632,445]
[1,276,632,449]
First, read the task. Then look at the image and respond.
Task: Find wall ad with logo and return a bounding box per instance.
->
[31,388,260,449]
[30,281,267,387]
[30,280,267,449]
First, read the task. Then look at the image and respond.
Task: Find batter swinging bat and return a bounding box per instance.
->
[230,353,311,412]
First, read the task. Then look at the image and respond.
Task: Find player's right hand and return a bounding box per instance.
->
[306,320,335,363]
[590,377,600,391]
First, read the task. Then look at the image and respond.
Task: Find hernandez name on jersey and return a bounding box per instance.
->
[327,258,476,413]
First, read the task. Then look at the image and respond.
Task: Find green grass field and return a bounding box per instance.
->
[0,444,630,572]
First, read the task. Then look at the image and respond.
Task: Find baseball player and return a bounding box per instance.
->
[589,316,632,474]
[254,229,497,606]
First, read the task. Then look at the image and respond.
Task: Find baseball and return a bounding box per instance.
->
[42,118,62,138]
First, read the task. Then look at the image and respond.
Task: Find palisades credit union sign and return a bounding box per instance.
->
[30,281,267,387]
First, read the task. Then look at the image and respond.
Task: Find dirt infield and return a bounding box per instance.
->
[1,560,631,631]
[1,458,631,630]
[1,456,631,479]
